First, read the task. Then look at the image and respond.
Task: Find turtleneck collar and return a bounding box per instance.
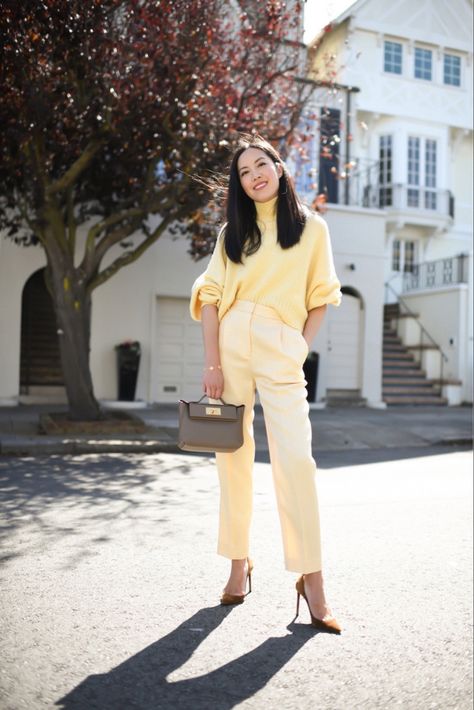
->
[255,195,278,222]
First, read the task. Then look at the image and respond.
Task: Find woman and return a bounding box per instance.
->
[189,135,342,633]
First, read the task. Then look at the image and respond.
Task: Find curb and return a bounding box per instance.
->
[0,437,182,457]
[431,437,473,448]
[0,435,472,458]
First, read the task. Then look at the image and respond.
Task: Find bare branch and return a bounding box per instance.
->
[46,139,105,196]
[88,213,180,291]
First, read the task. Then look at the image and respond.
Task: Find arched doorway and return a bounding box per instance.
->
[326,286,364,399]
[20,269,63,394]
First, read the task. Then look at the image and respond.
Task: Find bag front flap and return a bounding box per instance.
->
[183,400,242,422]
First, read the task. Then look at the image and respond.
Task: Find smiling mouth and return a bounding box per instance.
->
[254,182,268,191]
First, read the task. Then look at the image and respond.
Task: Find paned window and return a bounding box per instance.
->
[404,241,416,273]
[379,135,392,207]
[425,140,437,210]
[318,108,341,204]
[293,116,319,196]
[414,47,432,80]
[392,240,401,271]
[444,54,461,86]
[407,137,420,207]
[384,41,402,74]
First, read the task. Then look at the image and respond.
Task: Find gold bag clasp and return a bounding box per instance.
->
[206,407,222,416]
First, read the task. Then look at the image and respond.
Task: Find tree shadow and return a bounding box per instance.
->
[55,605,317,710]
[0,453,212,549]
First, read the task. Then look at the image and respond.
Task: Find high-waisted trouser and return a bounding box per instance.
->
[212,299,322,574]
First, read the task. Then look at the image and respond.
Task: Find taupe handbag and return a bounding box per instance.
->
[178,395,245,453]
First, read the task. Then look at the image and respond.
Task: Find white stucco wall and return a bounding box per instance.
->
[0,237,48,404]
[91,227,207,401]
[319,204,387,407]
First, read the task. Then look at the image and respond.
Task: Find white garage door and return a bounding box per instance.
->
[154,297,203,402]
[326,293,362,390]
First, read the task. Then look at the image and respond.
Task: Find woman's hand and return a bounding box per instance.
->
[202,367,225,400]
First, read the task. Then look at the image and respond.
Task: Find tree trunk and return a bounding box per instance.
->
[46,257,102,421]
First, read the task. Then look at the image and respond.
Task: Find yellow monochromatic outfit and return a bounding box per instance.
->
[190,196,341,573]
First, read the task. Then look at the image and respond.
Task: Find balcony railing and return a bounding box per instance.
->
[304,158,456,221]
[402,254,469,292]
[377,184,454,219]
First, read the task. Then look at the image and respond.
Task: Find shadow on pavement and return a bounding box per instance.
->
[55,606,316,710]
[0,453,209,547]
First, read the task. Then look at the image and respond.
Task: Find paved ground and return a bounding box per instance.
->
[0,403,472,456]
[0,447,472,709]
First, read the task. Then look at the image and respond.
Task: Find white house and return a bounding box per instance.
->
[303,0,473,405]
[0,0,471,408]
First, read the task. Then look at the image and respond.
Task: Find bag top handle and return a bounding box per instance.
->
[196,395,228,405]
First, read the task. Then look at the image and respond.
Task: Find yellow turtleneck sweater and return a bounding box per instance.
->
[189,195,342,331]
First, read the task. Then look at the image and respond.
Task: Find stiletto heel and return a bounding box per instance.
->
[295,575,342,634]
[220,557,254,606]
[295,590,301,618]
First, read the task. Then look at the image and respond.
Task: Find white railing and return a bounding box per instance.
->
[403,254,469,292]
[379,184,454,218]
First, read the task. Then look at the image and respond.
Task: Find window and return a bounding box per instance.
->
[425,140,437,210]
[392,240,401,271]
[407,137,438,211]
[444,54,461,86]
[414,47,432,80]
[318,108,341,204]
[404,241,416,273]
[391,240,417,274]
[379,135,393,207]
[407,137,420,207]
[384,40,402,74]
[293,116,319,196]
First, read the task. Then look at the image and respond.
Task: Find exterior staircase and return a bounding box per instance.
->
[20,271,64,394]
[383,304,447,405]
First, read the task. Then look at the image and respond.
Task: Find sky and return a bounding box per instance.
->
[303,0,356,43]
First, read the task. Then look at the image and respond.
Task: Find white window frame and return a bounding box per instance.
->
[414,46,433,81]
[443,52,462,87]
[391,239,418,274]
[406,136,438,211]
[383,39,403,75]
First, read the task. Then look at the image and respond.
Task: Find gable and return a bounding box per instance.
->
[334,0,472,51]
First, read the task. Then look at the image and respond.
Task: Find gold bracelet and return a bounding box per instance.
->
[203,365,222,371]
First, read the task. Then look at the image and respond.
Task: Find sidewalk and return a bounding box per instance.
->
[0,402,472,456]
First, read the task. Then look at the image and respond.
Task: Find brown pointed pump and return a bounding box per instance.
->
[220,557,254,606]
[295,575,342,634]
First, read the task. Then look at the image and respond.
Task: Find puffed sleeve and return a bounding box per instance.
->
[189,225,227,321]
[306,215,342,310]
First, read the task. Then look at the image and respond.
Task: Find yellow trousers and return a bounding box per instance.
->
[212,299,322,573]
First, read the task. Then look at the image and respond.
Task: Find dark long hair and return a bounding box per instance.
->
[224,135,307,264]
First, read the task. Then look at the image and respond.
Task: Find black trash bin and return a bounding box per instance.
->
[303,351,319,403]
[115,341,141,401]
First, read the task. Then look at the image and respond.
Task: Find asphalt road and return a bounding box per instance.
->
[0,447,472,710]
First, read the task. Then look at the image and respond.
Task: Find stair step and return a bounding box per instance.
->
[383,368,426,376]
[384,396,448,405]
[383,377,435,385]
[383,386,441,394]
[383,353,416,361]
[383,345,406,352]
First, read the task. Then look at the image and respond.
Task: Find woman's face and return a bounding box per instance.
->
[237,147,283,203]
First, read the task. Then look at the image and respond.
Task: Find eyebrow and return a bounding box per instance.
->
[238,157,267,173]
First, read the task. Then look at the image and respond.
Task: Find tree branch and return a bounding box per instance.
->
[46,139,105,196]
[88,213,179,291]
